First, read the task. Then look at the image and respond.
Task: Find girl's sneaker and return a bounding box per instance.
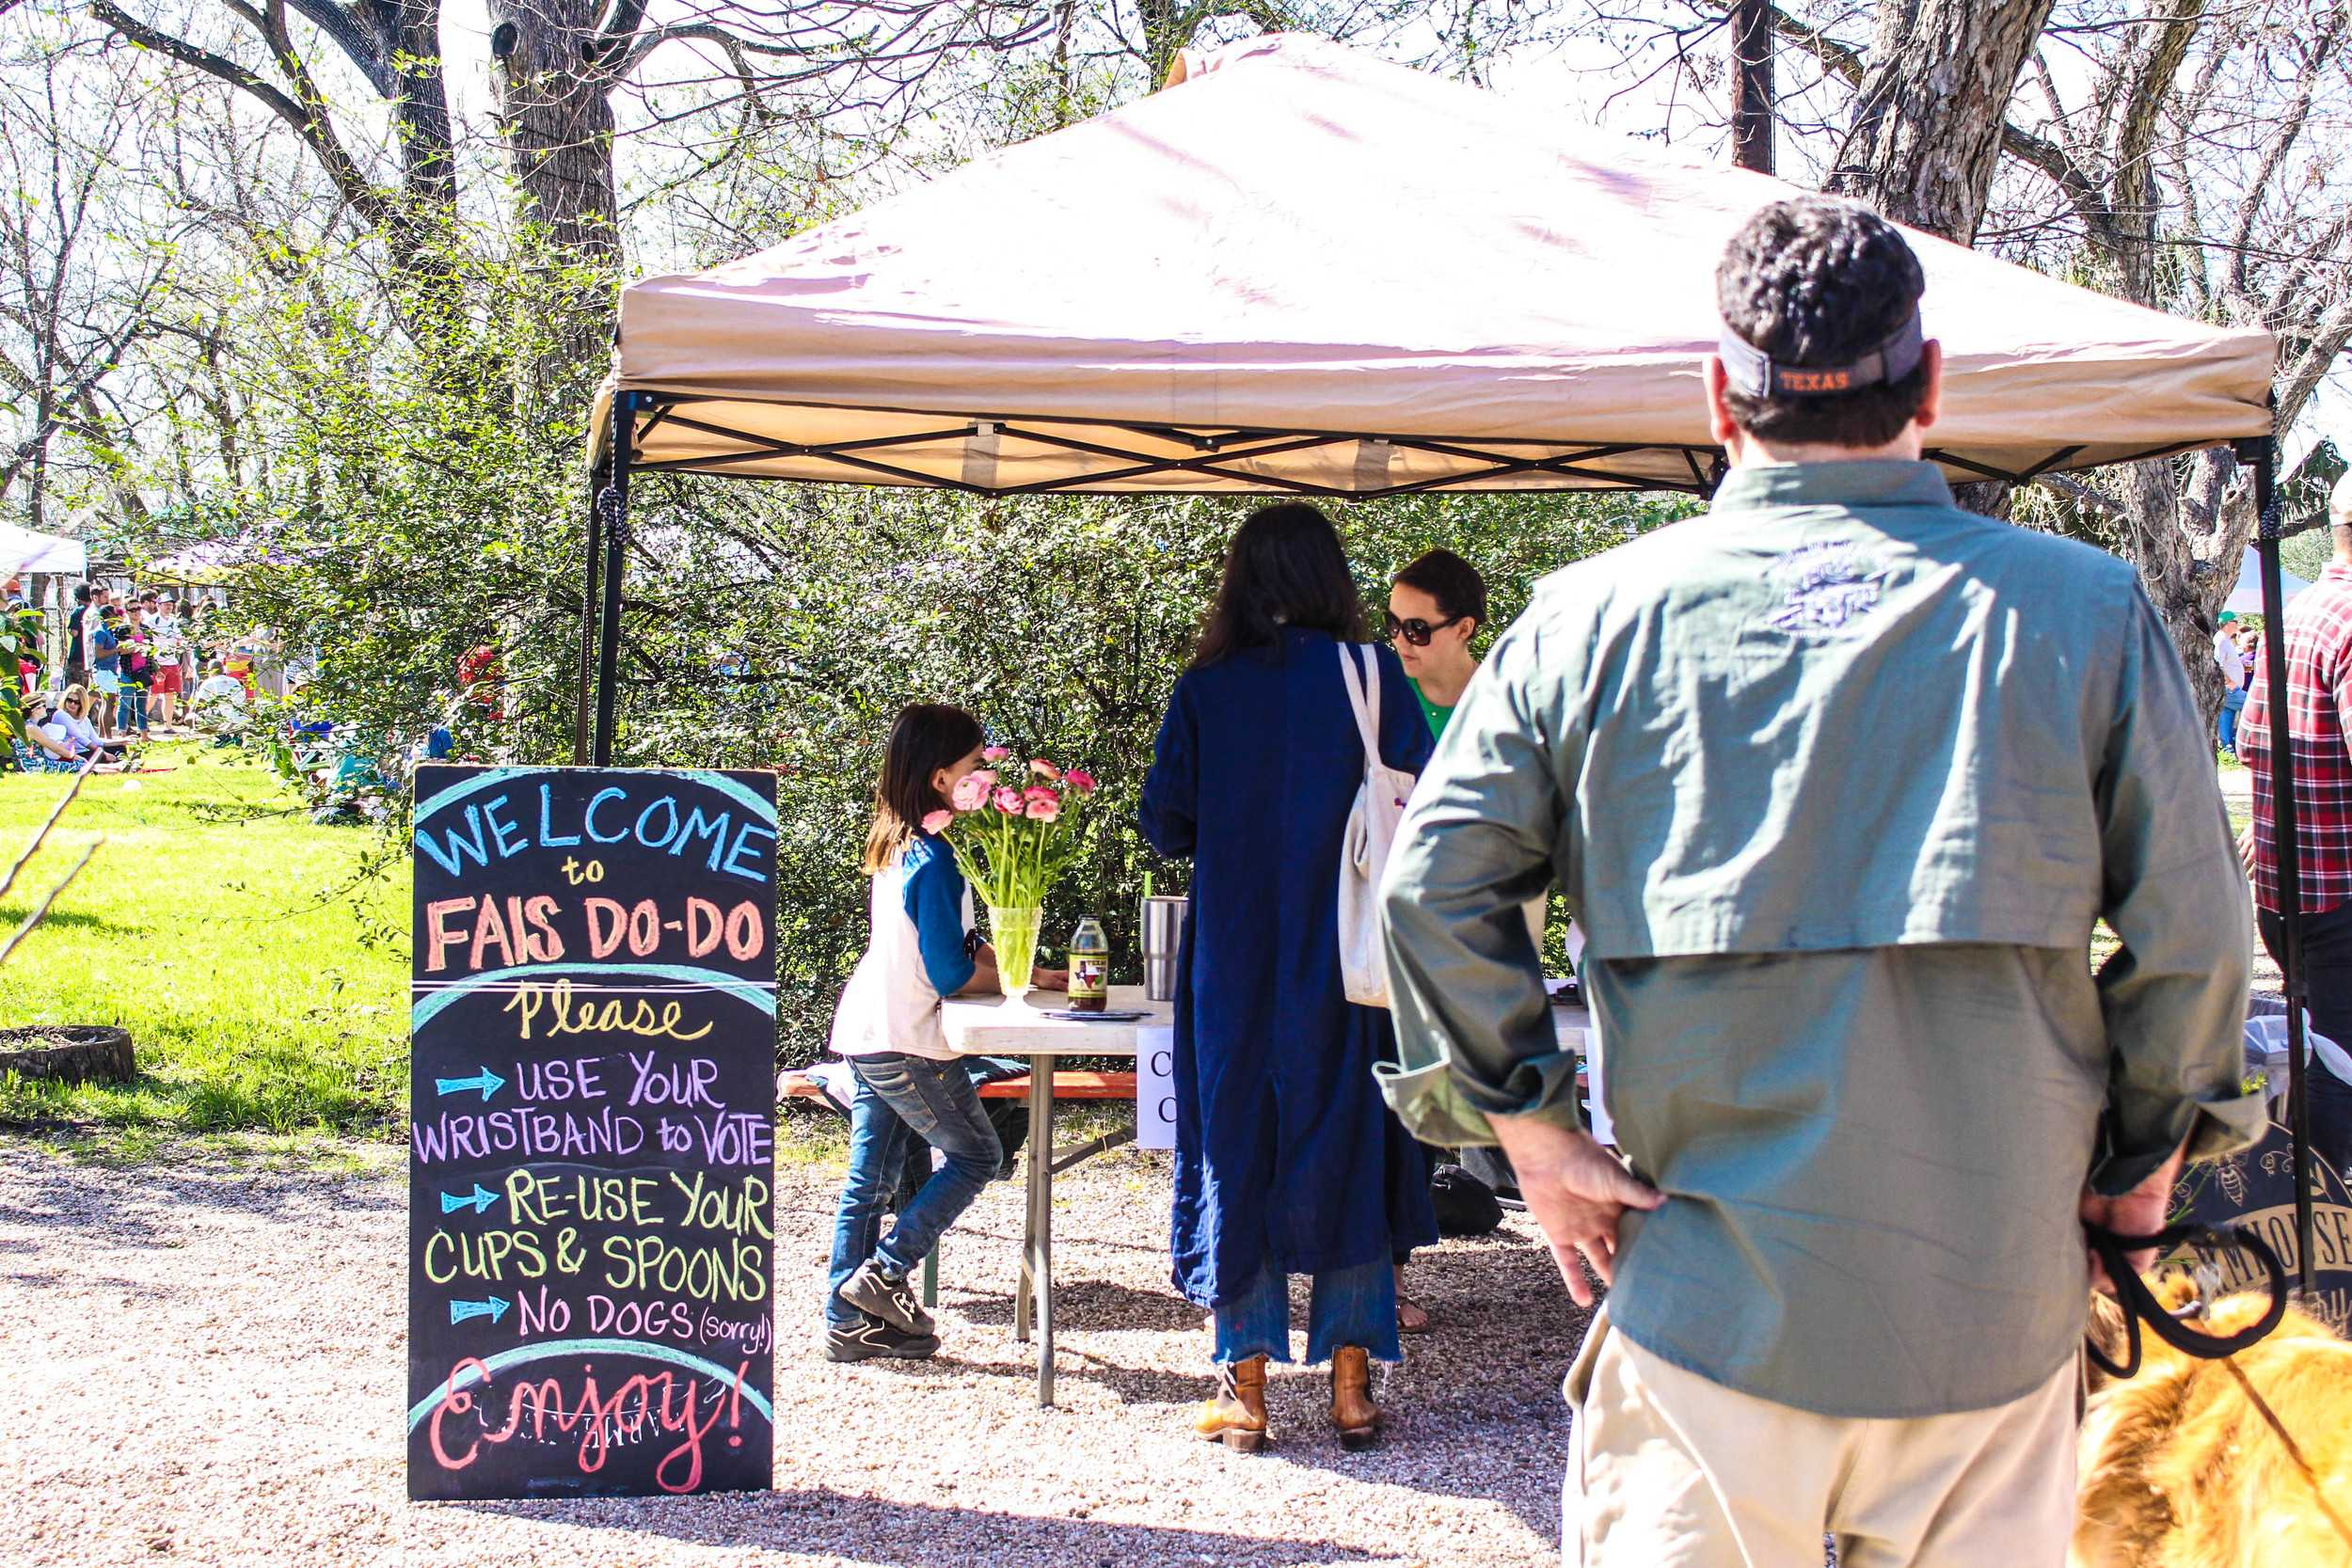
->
[823,1318,939,1363]
[839,1259,936,1337]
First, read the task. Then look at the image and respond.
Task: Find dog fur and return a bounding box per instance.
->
[2073,1280,2352,1568]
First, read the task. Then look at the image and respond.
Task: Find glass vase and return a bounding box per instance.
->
[988,904,1043,1000]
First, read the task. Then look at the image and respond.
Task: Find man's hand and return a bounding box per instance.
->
[2237,822,2259,879]
[2079,1138,2186,1294]
[1491,1114,1665,1307]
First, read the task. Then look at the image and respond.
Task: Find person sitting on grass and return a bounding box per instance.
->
[30,689,125,770]
[189,659,248,736]
[16,694,81,768]
[820,703,1065,1364]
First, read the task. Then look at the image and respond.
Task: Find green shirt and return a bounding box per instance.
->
[1380,460,2264,1418]
[1409,677,1454,740]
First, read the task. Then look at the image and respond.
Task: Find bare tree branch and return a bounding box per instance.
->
[87,1,397,231]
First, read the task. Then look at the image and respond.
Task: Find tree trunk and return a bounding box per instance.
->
[382,0,456,213]
[1824,0,2057,245]
[488,0,618,259]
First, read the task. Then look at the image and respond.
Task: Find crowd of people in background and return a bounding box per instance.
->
[7,577,265,771]
[2214,608,2260,759]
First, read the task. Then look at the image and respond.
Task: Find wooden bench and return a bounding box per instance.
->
[780,1069,1137,1102]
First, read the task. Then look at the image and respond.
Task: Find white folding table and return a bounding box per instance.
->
[940,986,1594,1406]
[942,985,1166,1406]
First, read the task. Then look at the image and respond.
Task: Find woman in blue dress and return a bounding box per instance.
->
[1141,502,1438,1452]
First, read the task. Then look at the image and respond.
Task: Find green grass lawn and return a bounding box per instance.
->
[0,743,406,1150]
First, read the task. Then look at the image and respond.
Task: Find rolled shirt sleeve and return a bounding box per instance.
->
[2090,581,2265,1194]
[1380,615,1578,1146]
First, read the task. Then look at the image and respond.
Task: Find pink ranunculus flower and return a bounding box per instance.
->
[1062,768,1098,793]
[982,745,1011,762]
[970,768,998,786]
[1028,759,1061,781]
[993,786,1025,813]
[950,774,989,812]
[1025,793,1061,822]
[920,809,953,834]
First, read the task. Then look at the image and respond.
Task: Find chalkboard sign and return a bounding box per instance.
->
[406,765,778,1500]
[2165,1106,2352,1336]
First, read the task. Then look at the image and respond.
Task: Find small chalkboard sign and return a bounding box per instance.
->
[406,765,778,1499]
[2164,1105,2352,1336]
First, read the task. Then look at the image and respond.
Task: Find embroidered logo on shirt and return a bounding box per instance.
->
[1768,541,1883,631]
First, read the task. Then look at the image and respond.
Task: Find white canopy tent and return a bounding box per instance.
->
[0,522,87,576]
[2227,545,2312,614]
[577,35,2323,1291]
[592,34,2271,498]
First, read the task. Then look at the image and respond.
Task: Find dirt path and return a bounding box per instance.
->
[0,1139,1579,1568]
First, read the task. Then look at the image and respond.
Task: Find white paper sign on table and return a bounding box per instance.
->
[1135,1024,1178,1150]
[1565,921,1612,1147]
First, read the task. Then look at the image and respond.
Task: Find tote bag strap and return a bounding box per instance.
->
[1338,643,1382,766]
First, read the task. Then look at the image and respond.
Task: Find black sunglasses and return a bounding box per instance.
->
[1382,610,1468,647]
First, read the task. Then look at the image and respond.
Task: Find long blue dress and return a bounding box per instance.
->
[1141,627,1440,1309]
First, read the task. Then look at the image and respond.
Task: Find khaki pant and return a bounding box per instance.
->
[1565,1311,2078,1568]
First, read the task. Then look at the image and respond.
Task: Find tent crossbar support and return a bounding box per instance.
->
[990,424,1348,494]
[1379,437,1701,494]
[635,404,677,446]
[2014,446,2086,483]
[1919,449,2026,483]
[630,410,987,473]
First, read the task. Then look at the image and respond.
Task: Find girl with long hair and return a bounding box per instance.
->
[824,704,1063,1362]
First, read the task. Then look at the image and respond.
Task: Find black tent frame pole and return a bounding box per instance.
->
[592,392,642,768]
[2249,434,2316,1296]
[573,443,607,765]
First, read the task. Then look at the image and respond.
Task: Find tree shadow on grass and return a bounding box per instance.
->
[0,906,138,936]
[450,1486,1384,1566]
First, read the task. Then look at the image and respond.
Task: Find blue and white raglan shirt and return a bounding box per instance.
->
[829,832,977,1061]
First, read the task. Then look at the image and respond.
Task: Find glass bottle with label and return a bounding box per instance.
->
[1067,917,1109,1013]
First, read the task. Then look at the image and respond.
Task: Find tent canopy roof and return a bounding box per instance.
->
[596,33,2275,498]
[0,522,87,576]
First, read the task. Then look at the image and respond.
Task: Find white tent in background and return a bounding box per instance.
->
[2226,545,2312,614]
[0,522,86,576]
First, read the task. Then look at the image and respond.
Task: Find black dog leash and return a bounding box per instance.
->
[2082,1221,2288,1379]
[2085,1220,2352,1554]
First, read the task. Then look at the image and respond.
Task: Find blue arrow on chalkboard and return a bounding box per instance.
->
[449,1295,510,1326]
[439,1183,498,1215]
[433,1067,506,1101]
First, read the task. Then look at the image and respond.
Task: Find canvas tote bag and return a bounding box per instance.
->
[1338,642,1415,1007]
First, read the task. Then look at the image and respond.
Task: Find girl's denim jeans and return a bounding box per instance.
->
[825,1052,1002,1328]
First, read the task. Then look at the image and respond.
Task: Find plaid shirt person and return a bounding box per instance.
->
[2242,560,2352,912]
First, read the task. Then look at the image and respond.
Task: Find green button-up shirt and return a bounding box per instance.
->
[1380,459,2264,1418]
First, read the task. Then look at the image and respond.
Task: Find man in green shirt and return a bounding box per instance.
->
[1381,197,2262,1567]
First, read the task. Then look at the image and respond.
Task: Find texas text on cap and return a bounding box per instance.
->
[1717,311,1926,399]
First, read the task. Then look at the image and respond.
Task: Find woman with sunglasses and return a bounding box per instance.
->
[1386,550,1488,741]
[41,685,129,767]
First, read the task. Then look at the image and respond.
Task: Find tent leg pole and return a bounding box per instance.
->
[574,449,607,766]
[592,392,639,768]
[2253,437,2315,1297]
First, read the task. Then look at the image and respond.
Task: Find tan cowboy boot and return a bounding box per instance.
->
[1330,1345,1380,1450]
[1194,1354,1270,1451]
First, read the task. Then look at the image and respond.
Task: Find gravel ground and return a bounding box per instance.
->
[0,1134,1586,1568]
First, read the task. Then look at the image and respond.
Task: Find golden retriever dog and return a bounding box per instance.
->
[2074,1279,2352,1568]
